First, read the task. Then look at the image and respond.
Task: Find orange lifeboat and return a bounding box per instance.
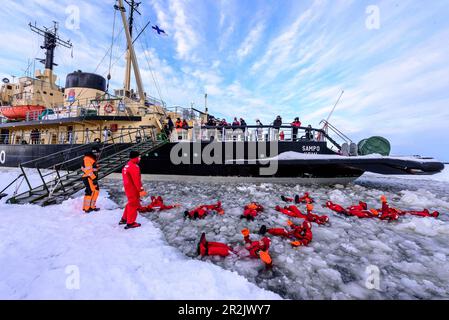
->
[0,105,46,120]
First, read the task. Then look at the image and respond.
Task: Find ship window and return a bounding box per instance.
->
[7,85,12,90]
[50,93,54,96]
[43,91,47,95]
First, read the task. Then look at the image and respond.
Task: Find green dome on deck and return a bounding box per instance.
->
[358,136,391,156]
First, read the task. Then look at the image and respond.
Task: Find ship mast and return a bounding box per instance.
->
[29,22,72,89]
[115,0,145,104]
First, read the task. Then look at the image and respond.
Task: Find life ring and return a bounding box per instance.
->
[104,104,114,114]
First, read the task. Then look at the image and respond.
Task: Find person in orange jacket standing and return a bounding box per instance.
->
[119,151,147,229]
[81,148,100,213]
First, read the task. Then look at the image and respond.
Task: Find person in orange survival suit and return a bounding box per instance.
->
[139,196,180,213]
[305,203,329,225]
[240,202,264,221]
[241,228,272,268]
[184,201,224,219]
[119,151,147,229]
[197,230,272,268]
[275,204,329,225]
[295,192,314,204]
[197,233,234,257]
[81,148,100,213]
[259,220,313,247]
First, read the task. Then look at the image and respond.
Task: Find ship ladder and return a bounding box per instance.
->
[4,129,168,206]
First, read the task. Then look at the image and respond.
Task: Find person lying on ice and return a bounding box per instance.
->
[281,192,314,204]
[240,202,264,221]
[184,201,224,219]
[325,201,378,219]
[275,204,329,225]
[139,196,180,213]
[259,220,313,247]
[197,230,272,268]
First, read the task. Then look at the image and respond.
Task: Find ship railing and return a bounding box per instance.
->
[17,127,158,192]
[0,126,154,146]
[319,120,352,144]
[165,106,204,121]
[168,125,340,147]
[24,103,129,122]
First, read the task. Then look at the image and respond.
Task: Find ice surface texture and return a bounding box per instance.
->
[106,168,449,300]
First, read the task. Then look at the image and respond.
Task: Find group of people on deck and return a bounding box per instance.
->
[205,116,248,129]
[161,114,314,142]
[162,116,188,138]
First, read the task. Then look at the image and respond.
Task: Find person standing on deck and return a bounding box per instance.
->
[119,151,147,229]
[167,116,174,133]
[291,117,302,142]
[103,126,110,143]
[81,148,100,213]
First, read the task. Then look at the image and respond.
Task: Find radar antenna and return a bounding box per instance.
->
[29,21,73,71]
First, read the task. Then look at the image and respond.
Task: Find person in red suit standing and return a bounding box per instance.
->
[119,151,147,229]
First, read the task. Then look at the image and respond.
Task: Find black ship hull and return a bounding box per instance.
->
[0,141,444,184]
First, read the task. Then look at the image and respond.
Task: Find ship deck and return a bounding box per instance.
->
[0,115,142,129]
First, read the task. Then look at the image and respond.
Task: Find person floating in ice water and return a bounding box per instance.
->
[139,196,180,213]
[402,209,440,218]
[375,195,439,220]
[197,233,234,257]
[259,220,313,247]
[373,195,400,221]
[304,204,329,224]
[119,151,147,229]
[184,201,224,219]
[281,192,314,204]
[326,200,378,219]
[240,202,264,221]
[275,204,329,225]
[197,230,273,268]
[296,192,314,204]
[326,196,439,221]
[241,228,272,267]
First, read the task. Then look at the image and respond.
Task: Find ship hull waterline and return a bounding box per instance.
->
[0,141,443,184]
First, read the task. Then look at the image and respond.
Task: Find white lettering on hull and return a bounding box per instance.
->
[302,145,321,154]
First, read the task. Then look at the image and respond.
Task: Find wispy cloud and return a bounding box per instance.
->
[236,22,265,60]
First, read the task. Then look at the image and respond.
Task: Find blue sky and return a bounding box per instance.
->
[1,0,448,161]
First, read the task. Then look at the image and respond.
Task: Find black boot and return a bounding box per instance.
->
[197,233,208,256]
[125,222,141,230]
[259,225,267,235]
[119,219,127,225]
[294,195,300,204]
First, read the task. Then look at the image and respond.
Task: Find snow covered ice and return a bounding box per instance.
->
[1,166,448,299]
